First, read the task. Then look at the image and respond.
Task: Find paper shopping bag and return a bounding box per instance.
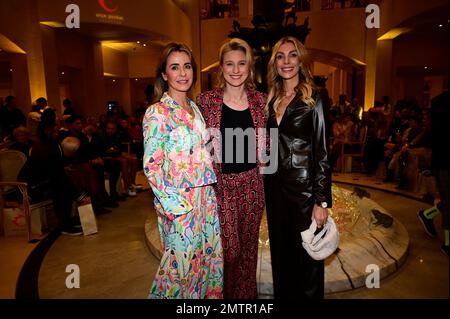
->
[77,204,98,236]
[3,207,26,236]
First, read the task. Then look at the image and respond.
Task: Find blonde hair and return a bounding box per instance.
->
[216,38,256,90]
[266,36,315,113]
[154,42,197,102]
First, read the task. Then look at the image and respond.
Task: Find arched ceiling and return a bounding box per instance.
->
[307,48,365,74]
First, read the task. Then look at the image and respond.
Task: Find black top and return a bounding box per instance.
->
[220,103,257,174]
[266,91,332,209]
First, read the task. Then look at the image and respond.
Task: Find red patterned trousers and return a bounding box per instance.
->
[215,167,265,299]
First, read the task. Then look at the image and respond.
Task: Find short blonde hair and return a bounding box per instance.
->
[216,38,256,90]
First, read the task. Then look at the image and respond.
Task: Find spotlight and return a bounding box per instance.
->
[113,79,116,82]
[137,41,140,44]
[424,66,428,70]
[143,43,147,47]
[61,71,65,75]
[439,24,443,28]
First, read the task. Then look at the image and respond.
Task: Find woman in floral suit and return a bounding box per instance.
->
[143,43,223,299]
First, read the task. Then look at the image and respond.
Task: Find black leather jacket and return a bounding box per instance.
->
[266,90,332,209]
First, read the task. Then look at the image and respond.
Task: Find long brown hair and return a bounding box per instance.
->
[216,38,256,90]
[266,36,315,112]
[153,42,197,102]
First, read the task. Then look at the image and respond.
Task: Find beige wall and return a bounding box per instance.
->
[0,0,48,108]
[102,46,129,78]
[379,0,448,36]
[375,39,393,103]
[393,33,448,69]
[297,8,367,63]
[200,16,253,70]
[128,50,161,79]
[390,32,448,104]
[40,25,60,112]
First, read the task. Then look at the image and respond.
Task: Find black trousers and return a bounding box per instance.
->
[436,168,449,231]
[102,159,121,196]
[28,175,79,229]
[264,175,324,299]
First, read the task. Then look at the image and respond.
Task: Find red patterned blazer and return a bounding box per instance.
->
[196,88,267,181]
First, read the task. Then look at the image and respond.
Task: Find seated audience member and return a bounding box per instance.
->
[329,113,356,169]
[363,108,390,174]
[61,115,115,213]
[393,113,432,189]
[384,115,424,183]
[27,104,42,138]
[331,94,351,117]
[18,110,89,236]
[127,116,144,168]
[350,98,363,121]
[99,121,140,197]
[7,126,33,157]
[0,96,26,139]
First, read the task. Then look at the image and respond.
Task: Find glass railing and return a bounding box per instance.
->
[321,0,367,10]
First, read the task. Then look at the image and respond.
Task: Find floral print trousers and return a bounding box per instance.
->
[149,185,223,299]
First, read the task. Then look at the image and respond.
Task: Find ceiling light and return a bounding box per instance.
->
[377,28,412,40]
[424,66,428,69]
[135,78,138,81]
[61,71,65,75]
[143,43,147,47]
[10,68,12,72]
[40,21,65,28]
[439,24,443,28]
[112,79,116,82]
[137,41,140,44]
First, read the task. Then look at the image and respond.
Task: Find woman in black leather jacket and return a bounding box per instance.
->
[264,36,332,299]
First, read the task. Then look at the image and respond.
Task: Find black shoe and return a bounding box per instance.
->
[70,216,82,230]
[61,226,83,236]
[441,245,449,257]
[417,209,437,238]
[383,169,395,183]
[422,193,435,205]
[395,183,407,190]
[103,199,119,208]
[111,193,126,202]
[95,207,112,215]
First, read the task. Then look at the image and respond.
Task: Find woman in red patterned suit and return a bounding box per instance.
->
[197,38,267,299]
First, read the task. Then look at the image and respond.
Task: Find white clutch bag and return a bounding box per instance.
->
[300,216,339,260]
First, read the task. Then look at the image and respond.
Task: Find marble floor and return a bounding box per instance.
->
[0,172,448,299]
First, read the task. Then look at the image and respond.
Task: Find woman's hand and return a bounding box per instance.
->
[313,204,328,228]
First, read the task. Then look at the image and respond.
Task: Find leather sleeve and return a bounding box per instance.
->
[312,93,332,208]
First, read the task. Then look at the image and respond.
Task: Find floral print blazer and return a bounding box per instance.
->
[143,92,217,217]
